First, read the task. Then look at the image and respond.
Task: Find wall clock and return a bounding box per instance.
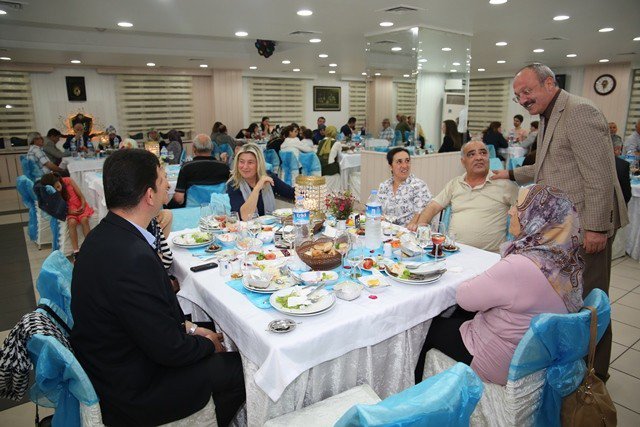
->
[593,74,616,96]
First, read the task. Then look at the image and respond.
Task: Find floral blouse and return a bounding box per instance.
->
[377,174,432,226]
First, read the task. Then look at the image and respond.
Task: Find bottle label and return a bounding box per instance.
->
[292,210,310,225]
[366,204,382,217]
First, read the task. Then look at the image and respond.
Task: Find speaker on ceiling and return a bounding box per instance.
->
[255,40,276,58]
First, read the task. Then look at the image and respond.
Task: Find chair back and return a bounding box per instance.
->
[179,145,187,163]
[394,130,403,145]
[50,216,63,251]
[299,153,322,176]
[128,132,144,140]
[508,156,525,170]
[20,155,44,181]
[486,144,497,158]
[16,175,38,241]
[440,205,452,230]
[36,250,74,328]
[171,207,201,232]
[279,151,300,186]
[210,193,232,214]
[489,157,504,170]
[335,363,483,427]
[185,183,227,208]
[264,149,281,173]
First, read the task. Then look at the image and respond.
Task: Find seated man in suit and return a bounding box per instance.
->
[407,140,518,253]
[71,149,245,426]
[168,133,231,208]
[63,122,92,151]
[614,141,632,204]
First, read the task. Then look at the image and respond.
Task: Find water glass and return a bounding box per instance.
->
[282,226,296,249]
[200,203,213,223]
[226,211,239,232]
[417,226,431,248]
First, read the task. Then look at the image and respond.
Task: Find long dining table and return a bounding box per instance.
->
[170,230,500,425]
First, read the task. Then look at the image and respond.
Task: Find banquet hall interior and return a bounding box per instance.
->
[1,0,640,425]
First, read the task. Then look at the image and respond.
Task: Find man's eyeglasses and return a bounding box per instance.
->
[512,88,534,104]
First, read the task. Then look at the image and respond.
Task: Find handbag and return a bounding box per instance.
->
[561,306,617,426]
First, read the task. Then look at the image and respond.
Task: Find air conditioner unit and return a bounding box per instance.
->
[442,92,466,122]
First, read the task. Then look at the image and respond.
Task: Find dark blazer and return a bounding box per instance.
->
[616,157,632,204]
[63,135,91,150]
[71,212,215,426]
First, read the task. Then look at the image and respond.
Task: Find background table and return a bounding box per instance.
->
[338,151,361,198]
[171,237,499,425]
[626,180,640,260]
[60,157,105,196]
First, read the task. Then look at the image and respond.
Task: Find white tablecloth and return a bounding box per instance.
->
[338,152,361,195]
[626,182,640,260]
[60,157,105,195]
[171,236,500,424]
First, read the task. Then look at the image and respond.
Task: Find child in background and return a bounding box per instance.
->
[40,173,94,259]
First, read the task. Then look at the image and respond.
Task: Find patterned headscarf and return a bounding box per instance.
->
[500,184,584,312]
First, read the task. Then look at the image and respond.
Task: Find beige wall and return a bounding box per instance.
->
[366,77,393,136]
[581,63,632,130]
[192,75,214,137]
[212,70,244,137]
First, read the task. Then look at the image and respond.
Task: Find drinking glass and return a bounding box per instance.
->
[417,226,431,248]
[211,201,227,226]
[336,231,352,278]
[247,212,262,239]
[226,212,239,233]
[282,226,296,249]
[431,222,447,261]
[445,232,457,251]
[200,203,213,225]
[346,237,364,280]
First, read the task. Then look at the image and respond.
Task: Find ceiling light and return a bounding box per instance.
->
[297,9,313,16]
[566,53,577,57]
[117,22,133,28]
[418,58,427,63]
[496,60,506,64]
[249,66,257,70]
[489,0,508,4]
[411,47,416,51]
[329,70,336,74]
[533,48,545,53]
[309,38,321,43]
[235,31,248,37]
[634,36,640,41]
[553,15,570,21]
[450,69,458,72]
[0,57,11,61]
[391,46,402,51]
[5,105,12,109]
[199,64,208,68]
[379,22,394,27]
[318,53,328,58]
[374,72,381,76]
[452,62,461,66]
[477,68,486,72]
[441,47,452,51]
[70,59,81,64]
[0,10,6,15]
[146,62,155,67]
[329,63,337,67]
[598,59,609,63]
[403,74,410,77]
[293,68,301,72]
[495,41,508,46]
[599,27,614,32]
[419,49,423,52]
[361,72,367,76]
[282,60,291,64]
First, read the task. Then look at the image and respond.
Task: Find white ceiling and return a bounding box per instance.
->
[0,0,638,78]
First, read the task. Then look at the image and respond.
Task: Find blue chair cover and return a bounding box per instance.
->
[179,147,187,164]
[489,157,504,170]
[210,193,232,214]
[508,156,525,170]
[335,363,483,427]
[20,154,44,182]
[36,250,74,328]
[279,151,300,186]
[404,131,411,142]
[486,145,497,158]
[264,149,280,173]
[50,216,62,250]
[394,130,402,146]
[185,183,227,207]
[440,205,451,231]
[373,146,390,153]
[171,207,201,231]
[27,334,99,427]
[299,152,321,176]
[508,289,610,427]
[16,175,38,241]
[218,143,234,163]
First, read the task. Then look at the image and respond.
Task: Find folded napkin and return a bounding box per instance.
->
[225,279,274,309]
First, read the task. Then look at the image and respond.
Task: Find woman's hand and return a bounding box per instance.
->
[255,175,274,191]
[406,222,421,232]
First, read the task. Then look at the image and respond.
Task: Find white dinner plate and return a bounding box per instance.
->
[172,233,214,248]
[258,215,278,225]
[383,266,445,285]
[242,276,296,294]
[270,288,336,316]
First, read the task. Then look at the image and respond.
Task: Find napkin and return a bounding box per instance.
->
[225,279,274,309]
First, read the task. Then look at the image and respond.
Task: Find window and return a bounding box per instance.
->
[395,82,416,117]
[248,77,305,126]
[467,78,510,135]
[0,71,35,141]
[625,69,640,138]
[116,75,195,136]
[348,81,367,125]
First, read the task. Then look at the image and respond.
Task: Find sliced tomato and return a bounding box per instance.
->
[264,252,277,260]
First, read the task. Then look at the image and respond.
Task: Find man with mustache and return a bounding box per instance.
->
[408,140,518,253]
[492,63,628,382]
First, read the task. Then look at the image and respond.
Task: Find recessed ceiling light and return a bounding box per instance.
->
[374,72,381,76]
[379,22,394,27]
[318,53,328,58]
[293,68,301,72]
[452,62,461,66]
[309,38,321,43]
[5,105,12,109]
[495,41,508,46]
[403,74,410,77]
[117,22,133,28]
[441,47,452,51]
[566,53,577,57]
[599,27,614,33]
[497,60,506,64]
[477,68,486,72]
[533,48,544,53]
[297,9,313,16]
[553,15,570,21]
[70,59,81,64]
[634,36,640,41]
[418,58,427,63]
[450,69,458,72]
[146,62,155,67]
[418,49,423,52]
[329,63,337,67]
[249,66,257,70]
[329,70,336,74]
[282,60,291,64]
[0,56,11,61]
[411,47,416,51]
[599,59,609,63]
[361,72,367,76]
[199,64,208,68]
[0,9,7,15]
[235,31,248,37]
[489,0,508,4]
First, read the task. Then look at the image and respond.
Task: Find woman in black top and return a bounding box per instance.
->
[438,119,463,153]
[482,121,509,160]
[226,143,295,220]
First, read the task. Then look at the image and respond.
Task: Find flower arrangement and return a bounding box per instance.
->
[325,191,356,220]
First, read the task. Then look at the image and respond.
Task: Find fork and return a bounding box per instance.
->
[406,260,444,270]
[309,290,333,303]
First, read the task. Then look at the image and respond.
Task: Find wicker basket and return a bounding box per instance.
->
[296,235,348,271]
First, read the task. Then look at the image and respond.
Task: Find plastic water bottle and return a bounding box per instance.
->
[160,146,168,158]
[70,141,78,157]
[292,196,310,242]
[365,190,382,250]
[508,130,515,145]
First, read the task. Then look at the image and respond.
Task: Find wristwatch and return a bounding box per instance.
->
[187,322,198,335]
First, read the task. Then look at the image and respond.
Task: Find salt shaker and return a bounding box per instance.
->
[219,257,231,277]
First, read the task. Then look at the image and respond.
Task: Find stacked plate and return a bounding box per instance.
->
[383,262,446,285]
[270,287,336,316]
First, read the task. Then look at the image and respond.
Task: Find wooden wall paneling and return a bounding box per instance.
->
[581,63,632,130]
[192,75,214,136]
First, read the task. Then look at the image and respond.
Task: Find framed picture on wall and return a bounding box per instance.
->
[65,76,87,101]
[313,86,341,111]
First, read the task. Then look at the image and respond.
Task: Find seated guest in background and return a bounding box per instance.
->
[105,125,122,148]
[260,116,272,137]
[520,120,538,151]
[227,143,294,220]
[395,115,411,143]
[623,119,640,156]
[408,116,426,147]
[614,141,632,204]
[609,122,622,147]
[27,132,68,176]
[317,126,342,176]
[482,121,508,160]
[522,140,537,166]
[312,124,326,145]
[164,129,183,164]
[407,140,518,253]
[71,149,245,426]
[210,121,222,142]
[280,125,316,161]
[235,122,261,140]
[378,147,432,226]
[64,122,91,151]
[42,128,68,165]
[415,184,582,385]
[119,138,138,149]
[379,118,395,142]
[340,117,357,138]
[299,128,315,149]
[169,134,230,208]
[438,119,463,153]
[509,114,528,142]
[214,124,238,162]
[147,128,165,148]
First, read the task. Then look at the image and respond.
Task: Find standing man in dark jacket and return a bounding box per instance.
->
[71,149,245,426]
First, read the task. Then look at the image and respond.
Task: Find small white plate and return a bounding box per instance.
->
[172,233,213,248]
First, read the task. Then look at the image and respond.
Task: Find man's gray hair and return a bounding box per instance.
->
[518,63,556,86]
[27,131,42,145]
[193,133,213,153]
[460,140,487,157]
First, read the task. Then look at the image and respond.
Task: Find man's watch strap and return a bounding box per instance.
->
[187,323,198,335]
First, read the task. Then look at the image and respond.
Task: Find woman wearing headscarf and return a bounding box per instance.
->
[415,184,584,385]
[317,126,342,175]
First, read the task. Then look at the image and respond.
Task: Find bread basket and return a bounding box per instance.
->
[296,235,348,271]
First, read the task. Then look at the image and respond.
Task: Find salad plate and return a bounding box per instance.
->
[383,262,445,285]
[172,232,213,248]
[258,215,278,225]
[299,270,339,286]
[270,286,336,316]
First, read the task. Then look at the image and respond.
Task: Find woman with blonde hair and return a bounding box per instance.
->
[226,143,294,220]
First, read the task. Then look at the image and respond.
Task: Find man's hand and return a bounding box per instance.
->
[406,222,420,232]
[490,170,509,180]
[220,152,228,163]
[583,231,607,254]
[193,326,225,352]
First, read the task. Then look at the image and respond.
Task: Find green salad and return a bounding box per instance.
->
[276,293,304,309]
[321,272,333,281]
[192,232,212,243]
[401,269,412,279]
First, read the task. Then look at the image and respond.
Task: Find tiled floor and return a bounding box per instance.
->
[1,229,640,425]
